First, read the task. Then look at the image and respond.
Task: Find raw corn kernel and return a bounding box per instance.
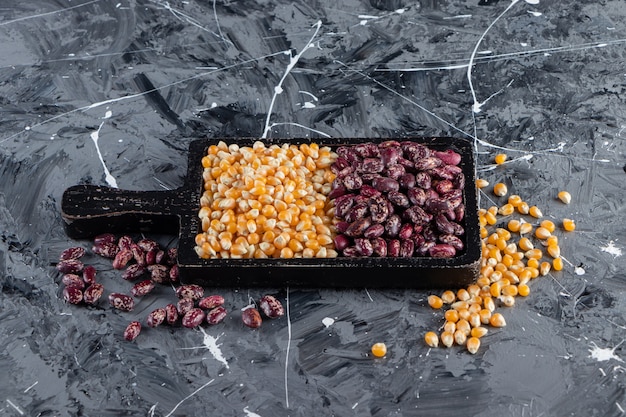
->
[494,153,507,165]
[440,331,454,347]
[476,178,490,189]
[466,336,481,354]
[529,205,543,218]
[508,194,523,207]
[517,201,530,215]
[428,295,444,309]
[441,290,456,304]
[424,332,439,348]
[540,261,551,276]
[535,227,552,240]
[563,218,576,231]
[553,257,564,271]
[493,182,508,197]
[558,191,572,204]
[518,283,530,297]
[471,326,488,338]
[371,342,387,357]
[507,219,521,233]
[540,220,556,233]
[454,330,467,346]
[498,203,515,216]
[489,312,507,327]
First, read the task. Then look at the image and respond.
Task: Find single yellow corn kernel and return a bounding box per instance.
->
[440,331,454,348]
[496,228,512,241]
[540,261,551,276]
[553,257,564,271]
[558,190,572,204]
[457,288,471,301]
[490,281,502,298]
[471,326,488,338]
[493,182,508,197]
[444,309,460,323]
[467,284,481,297]
[526,266,539,279]
[498,203,515,216]
[476,178,490,189]
[563,218,576,231]
[518,284,530,297]
[371,342,387,357]
[454,329,467,346]
[494,153,507,165]
[485,211,497,225]
[456,319,471,336]
[489,312,507,327]
[540,220,556,233]
[517,202,530,215]
[507,219,521,233]
[502,284,519,297]
[479,309,492,325]
[443,321,456,334]
[424,331,439,348]
[529,205,543,218]
[546,235,559,247]
[499,294,516,307]
[469,312,481,328]
[483,296,496,312]
[428,295,444,309]
[535,226,551,240]
[526,257,539,270]
[467,336,481,354]
[547,245,561,259]
[457,308,471,321]
[488,206,498,216]
[451,300,469,311]
[519,237,534,251]
[441,290,456,304]
[519,222,533,235]
[525,248,543,260]
[508,194,523,207]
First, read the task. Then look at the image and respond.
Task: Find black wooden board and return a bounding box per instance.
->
[61,137,481,289]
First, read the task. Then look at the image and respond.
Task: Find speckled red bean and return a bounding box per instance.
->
[198,295,225,310]
[145,248,157,265]
[177,298,194,315]
[372,177,399,193]
[94,233,116,246]
[82,265,97,285]
[122,264,146,281]
[343,172,363,191]
[433,149,461,166]
[371,237,387,257]
[108,292,135,311]
[165,303,179,325]
[92,241,119,258]
[147,264,169,284]
[155,249,166,265]
[117,235,134,251]
[63,286,83,304]
[428,244,457,258]
[112,248,133,270]
[131,279,156,297]
[62,274,85,289]
[333,234,351,251]
[168,264,179,282]
[60,247,85,261]
[182,308,206,328]
[439,234,464,251]
[146,308,167,328]
[368,195,390,223]
[355,238,374,256]
[130,244,146,266]
[259,295,284,318]
[362,158,384,173]
[57,259,84,274]
[398,223,414,240]
[83,283,104,305]
[345,217,372,237]
[176,284,204,300]
[344,203,369,223]
[404,205,432,225]
[363,223,385,239]
[387,239,401,257]
[400,239,415,257]
[407,187,427,206]
[137,238,158,252]
[123,321,141,341]
[206,306,228,325]
[414,156,442,171]
[241,306,262,329]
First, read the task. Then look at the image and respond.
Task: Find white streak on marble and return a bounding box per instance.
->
[322,317,335,328]
[601,241,623,257]
[528,10,542,17]
[90,121,118,188]
[0,0,101,26]
[243,406,262,417]
[267,122,330,138]
[364,288,373,302]
[181,328,229,369]
[262,21,323,139]
[467,0,521,113]
[23,381,38,393]
[589,341,624,362]
[162,379,215,417]
[298,91,319,101]
[5,399,24,415]
[525,0,540,4]
[284,288,292,409]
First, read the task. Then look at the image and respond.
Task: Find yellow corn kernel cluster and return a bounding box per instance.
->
[195,141,338,259]
[424,179,575,354]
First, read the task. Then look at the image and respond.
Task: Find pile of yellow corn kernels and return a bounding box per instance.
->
[423,153,575,354]
[194,141,338,259]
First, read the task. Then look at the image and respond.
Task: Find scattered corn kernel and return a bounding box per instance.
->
[547,245,561,259]
[498,203,515,216]
[444,309,460,323]
[441,290,456,304]
[540,261,551,276]
[471,326,488,338]
[535,226,552,240]
[558,191,572,204]
[489,312,507,327]
[494,153,507,165]
[440,331,454,347]
[507,219,521,233]
[517,202,530,215]
[371,342,387,357]
[476,178,490,189]
[424,332,439,348]
[529,206,543,218]
[553,257,564,271]
[428,295,444,309]
[540,220,556,233]
[454,329,467,346]
[519,221,533,235]
[563,218,576,231]
[466,336,481,354]
[508,194,523,207]
[493,182,508,197]
[518,283,530,297]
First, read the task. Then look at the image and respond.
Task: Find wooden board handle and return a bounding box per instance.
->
[61,184,186,239]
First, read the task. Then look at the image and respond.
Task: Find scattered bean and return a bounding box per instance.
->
[259,295,284,318]
[241,306,262,328]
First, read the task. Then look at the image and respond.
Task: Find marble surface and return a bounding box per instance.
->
[1,0,625,416]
